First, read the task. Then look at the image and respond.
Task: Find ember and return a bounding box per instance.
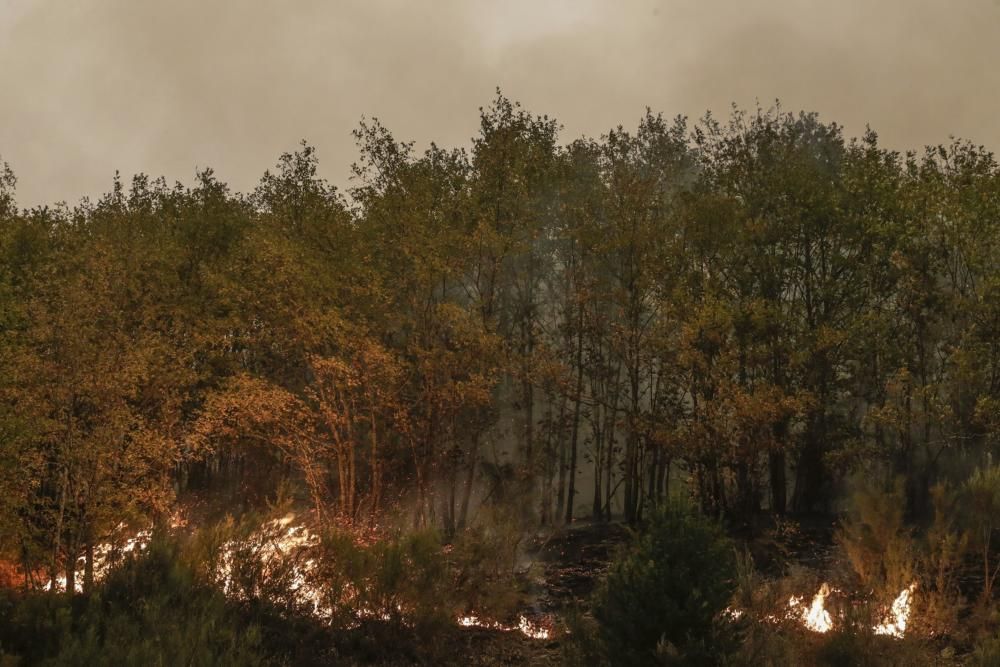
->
[457,614,551,640]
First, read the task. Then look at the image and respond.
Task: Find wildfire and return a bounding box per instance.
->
[215,515,328,616]
[788,583,833,633]
[42,513,552,641]
[45,525,153,593]
[729,581,917,639]
[873,583,916,638]
[457,614,551,640]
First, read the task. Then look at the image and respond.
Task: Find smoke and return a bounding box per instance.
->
[1,0,998,207]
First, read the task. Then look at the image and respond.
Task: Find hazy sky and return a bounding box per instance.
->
[1,0,999,207]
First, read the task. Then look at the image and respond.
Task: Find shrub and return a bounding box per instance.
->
[310,525,452,662]
[447,503,527,620]
[963,464,1000,605]
[725,551,805,666]
[969,633,1000,667]
[588,499,737,666]
[836,480,917,607]
[913,483,967,639]
[0,540,272,666]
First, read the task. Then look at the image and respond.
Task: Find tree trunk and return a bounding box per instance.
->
[540,404,554,525]
[370,408,380,520]
[769,450,787,515]
[604,390,619,521]
[445,466,457,537]
[83,540,94,594]
[51,467,69,594]
[348,442,357,520]
[657,457,670,501]
[624,360,641,524]
[65,547,76,597]
[555,400,568,520]
[793,422,824,512]
[592,421,604,518]
[565,317,585,524]
[457,437,479,530]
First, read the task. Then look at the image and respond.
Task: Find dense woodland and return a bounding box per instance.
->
[3,95,1000,664]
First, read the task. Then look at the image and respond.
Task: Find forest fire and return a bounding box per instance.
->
[3,12,997,661]
[44,515,552,640]
[45,526,153,593]
[747,582,916,638]
[787,583,834,633]
[255,518,553,639]
[457,614,551,640]
[873,583,916,638]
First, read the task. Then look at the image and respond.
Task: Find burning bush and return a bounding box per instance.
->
[0,540,274,666]
[313,526,451,636]
[447,503,530,621]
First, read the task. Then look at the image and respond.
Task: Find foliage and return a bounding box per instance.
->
[836,480,918,603]
[314,526,450,637]
[0,540,272,666]
[914,483,968,638]
[2,95,1000,660]
[963,463,1000,605]
[586,499,737,665]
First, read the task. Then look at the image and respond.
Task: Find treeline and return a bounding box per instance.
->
[2,94,1000,589]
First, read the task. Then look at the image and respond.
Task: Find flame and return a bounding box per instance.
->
[457,614,551,640]
[43,513,552,641]
[45,525,153,593]
[727,582,917,638]
[788,583,833,633]
[517,615,551,640]
[215,515,329,617]
[873,583,916,638]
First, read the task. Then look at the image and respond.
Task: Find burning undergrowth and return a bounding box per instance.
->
[33,492,964,666]
[729,579,917,638]
[44,507,556,648]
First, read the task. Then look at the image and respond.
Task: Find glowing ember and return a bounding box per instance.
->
[458,614,551,640]
[873,583,916,638]
[517,615,551,640]
[787,583,833,633]
[724,607,744,621]
[458,614,500,629]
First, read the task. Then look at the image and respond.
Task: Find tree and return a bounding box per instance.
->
[589,499,736,665]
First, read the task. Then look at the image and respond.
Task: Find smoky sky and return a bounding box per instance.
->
[1,0,999,208]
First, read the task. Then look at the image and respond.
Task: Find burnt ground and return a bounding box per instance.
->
[429,515,845,666]
[413,513,990,666]
[430,520,631,667]
[533,520,632,610]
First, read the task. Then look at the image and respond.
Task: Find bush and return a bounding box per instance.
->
[0,540,272,666]
[447,503,528,620]
[307,526,452,662]
[969,633,1000,667]
[963,464,1000,605]
[836,479,917,604]
[587,499,737,666]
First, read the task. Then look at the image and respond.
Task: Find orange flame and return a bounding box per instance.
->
[873,583,916,638]
[788,583,833,633]
[457,614,551,640]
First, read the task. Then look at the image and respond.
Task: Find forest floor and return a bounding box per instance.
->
[434,520,631,666]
